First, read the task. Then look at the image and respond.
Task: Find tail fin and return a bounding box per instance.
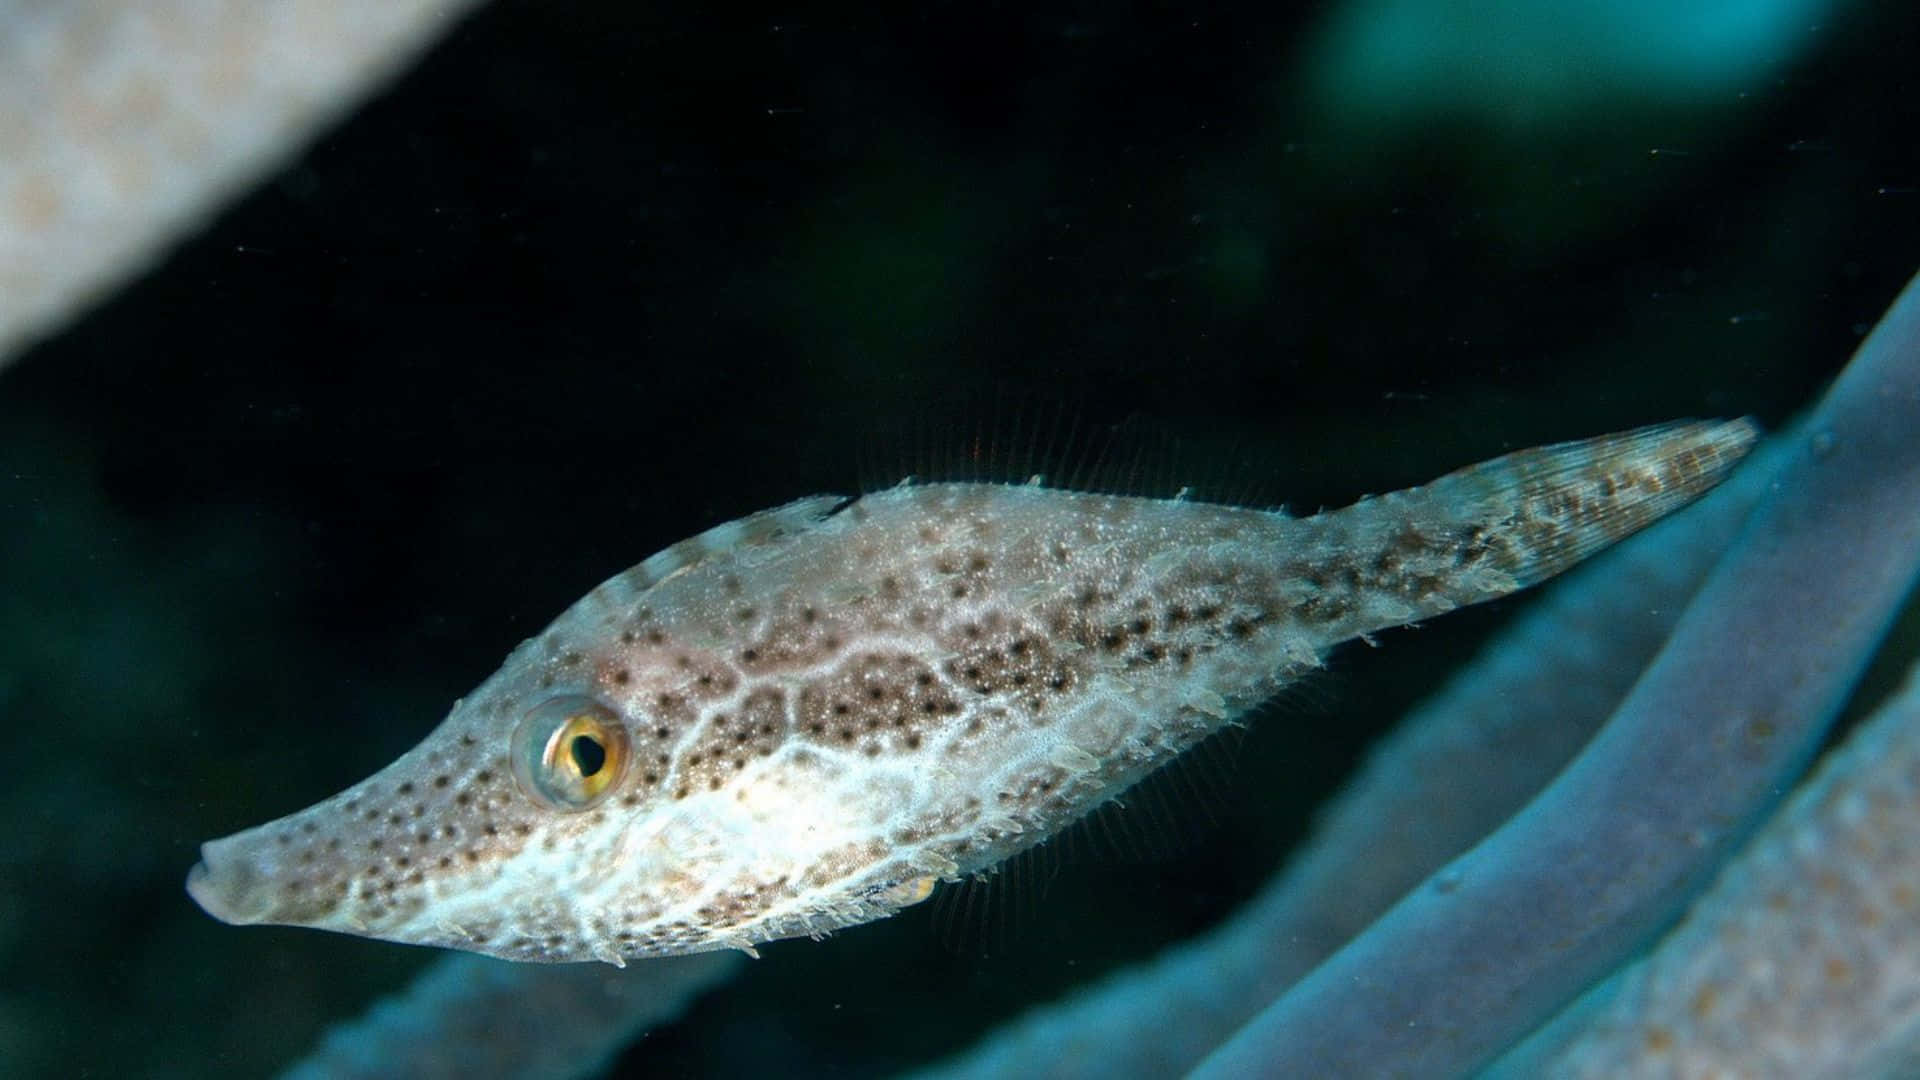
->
[1303,419,1761,635]
[1434,418,1762,589]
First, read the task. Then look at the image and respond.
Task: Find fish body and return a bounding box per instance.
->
[187,419,1757,963]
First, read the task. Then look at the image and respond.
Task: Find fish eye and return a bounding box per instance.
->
[511,696,629,810]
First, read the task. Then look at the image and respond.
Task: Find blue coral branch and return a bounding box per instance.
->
[282,951,741,1080]
[1498,655,1920,1074]
[1195,270,1920,1077]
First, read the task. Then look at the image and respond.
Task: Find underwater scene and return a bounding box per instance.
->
[4,2,1920,1077]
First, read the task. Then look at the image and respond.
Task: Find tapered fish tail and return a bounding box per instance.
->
[1299,419,1761,636]
[1437,418,1762,588]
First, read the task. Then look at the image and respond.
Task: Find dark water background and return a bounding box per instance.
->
[4,2,1918,1076]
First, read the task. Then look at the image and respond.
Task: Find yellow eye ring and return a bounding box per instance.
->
[511,696,629,810]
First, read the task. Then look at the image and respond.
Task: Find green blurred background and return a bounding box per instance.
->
[3,1,1917,1075]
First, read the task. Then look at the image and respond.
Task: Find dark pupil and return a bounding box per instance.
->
[569,734,607,776]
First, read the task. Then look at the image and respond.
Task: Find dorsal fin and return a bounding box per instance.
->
[622,494,849,593]
[857,388,1289,509]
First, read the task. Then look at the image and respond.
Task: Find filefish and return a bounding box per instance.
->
[187,419,1757,964]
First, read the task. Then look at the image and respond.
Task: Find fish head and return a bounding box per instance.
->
[187,634,741,962]
[186,624,936,964]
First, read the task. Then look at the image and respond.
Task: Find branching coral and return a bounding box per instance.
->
[1195,267,1920,1077]
[285,952,742,1080]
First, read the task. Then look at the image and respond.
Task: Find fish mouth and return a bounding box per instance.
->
[185,839,274,925]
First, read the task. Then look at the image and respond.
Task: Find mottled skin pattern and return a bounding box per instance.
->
[187,419,1756,964]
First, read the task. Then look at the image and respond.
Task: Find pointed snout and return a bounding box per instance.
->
[185,836,277,925]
